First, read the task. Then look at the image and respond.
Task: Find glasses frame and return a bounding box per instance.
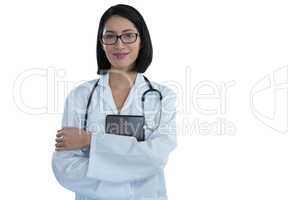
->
[101,33,139,45]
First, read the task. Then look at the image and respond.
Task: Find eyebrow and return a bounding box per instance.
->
[104,29,136,33]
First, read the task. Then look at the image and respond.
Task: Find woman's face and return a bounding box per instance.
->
[101,16,141,72]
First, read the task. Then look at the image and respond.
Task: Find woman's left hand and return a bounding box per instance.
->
[55,128,91,151]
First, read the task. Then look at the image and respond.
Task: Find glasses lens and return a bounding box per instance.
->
[121,33,137,44]
[102,34,116,45]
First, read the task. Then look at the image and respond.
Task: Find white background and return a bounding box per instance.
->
[1,0,299,199]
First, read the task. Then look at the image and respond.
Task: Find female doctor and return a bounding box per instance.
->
[52,4,177,200]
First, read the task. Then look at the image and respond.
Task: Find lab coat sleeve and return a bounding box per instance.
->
[52,151,104,199]
[52,85,106,199]
[86,87,177,183]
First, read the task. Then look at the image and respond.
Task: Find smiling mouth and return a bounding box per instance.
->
[112,52,129,59]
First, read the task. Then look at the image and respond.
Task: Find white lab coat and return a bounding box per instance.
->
[52,72,177,200]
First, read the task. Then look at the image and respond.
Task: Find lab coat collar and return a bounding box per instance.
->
[97,71,147,114]
[97,71,145,89]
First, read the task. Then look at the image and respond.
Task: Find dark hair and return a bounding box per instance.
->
[96,4,153,74]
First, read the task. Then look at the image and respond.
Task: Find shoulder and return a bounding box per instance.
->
[146,79,177,115]
[148,79,177,99]
[145,79,177,109]
[66,79,99,103]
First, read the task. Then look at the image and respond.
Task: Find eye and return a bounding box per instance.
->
[124,33,136,39]
[103,34,116,40]
[121,33,137,43]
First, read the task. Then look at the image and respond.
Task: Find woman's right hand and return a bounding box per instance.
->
[55,128,91,151]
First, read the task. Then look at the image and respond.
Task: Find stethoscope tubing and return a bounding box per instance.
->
[83,75,162,132]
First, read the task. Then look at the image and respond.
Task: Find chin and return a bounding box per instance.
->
[110,65,131,72]
[111,62,134,71]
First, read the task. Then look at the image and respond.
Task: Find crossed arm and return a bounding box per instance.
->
[52,87,177,198]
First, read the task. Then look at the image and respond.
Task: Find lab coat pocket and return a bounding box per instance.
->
[97,181,132,199]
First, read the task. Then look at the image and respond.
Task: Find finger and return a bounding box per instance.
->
[56,132,63,137]
[55,147,65,151]
[55,142,64,148]
[57,129,64,134]
[55,147,72,151]
[55,138,64,143]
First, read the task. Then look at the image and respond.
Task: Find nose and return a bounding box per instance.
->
[114,37,125,48]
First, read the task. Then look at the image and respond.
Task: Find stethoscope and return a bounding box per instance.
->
[83,75,163,132]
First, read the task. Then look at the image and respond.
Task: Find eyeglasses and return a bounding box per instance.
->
[101,33,139,45]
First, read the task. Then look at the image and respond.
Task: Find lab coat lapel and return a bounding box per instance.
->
[99,73,118,113]
[119,73,145,114]
[98,72,147,114]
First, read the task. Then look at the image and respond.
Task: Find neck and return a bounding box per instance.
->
[108,70,138,90]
